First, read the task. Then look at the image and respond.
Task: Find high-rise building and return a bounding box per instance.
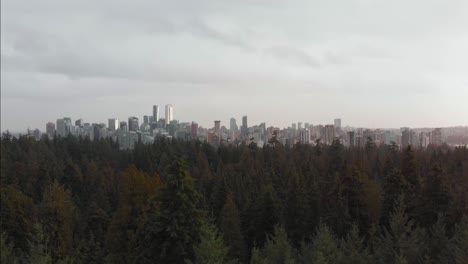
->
[324,124,335,145]
[75,119,83,127]
[33,129,41,141]
[348,131,355,147]
[298,122,303,131]
[214,120,221,137]
[108,118,119,131]
[230,118,238,132]
[300,128,310,144]
[165,104,173,125]
[128,117,139,132]
[46,122,55,139]
[401,128,411,148]
[191,122,198,138]
[143,115,150,124]
[153,105,160,123]
[120,121,128,132]
[242,115,248,136]
[56,119,66,137]
[431,128,442,146]
[334,118,341,129]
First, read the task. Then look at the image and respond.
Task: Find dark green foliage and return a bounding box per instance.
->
[192,220,233,264]
[136,158,204,263]
[250,225,296,264]
[0,135,466,262]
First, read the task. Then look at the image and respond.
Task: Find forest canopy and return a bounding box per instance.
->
[1,133,467,263]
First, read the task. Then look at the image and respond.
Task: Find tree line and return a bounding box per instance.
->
[1,133,467,263]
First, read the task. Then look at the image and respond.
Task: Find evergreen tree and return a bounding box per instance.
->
[136,158,204,263]
[192,220,233,264]
[339,224,372,264]
[220,192,247,262]
[250,225,296,264]
[0,233,20,264]
[299,223,341,264]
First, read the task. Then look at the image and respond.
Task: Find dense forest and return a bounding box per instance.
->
[1,133,467,264]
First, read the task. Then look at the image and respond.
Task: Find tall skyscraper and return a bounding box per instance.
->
[165,104,173,125]
[431,128,442,146]
[191,122,198,138]
[300,128,310,144]
[128,117,139,132]
[242,115,248,136]
[401,128,411,148]
[75,119,83,127]
[108,118,119,131]
[153,105,160,123]
[324,124,335,145]
[348,131,355,147]
[120,121,128,132]
[143,115,150,124]
[214,120,221,137]
[334,118,342,129]
[230,118,238,132]
[46,122,55,139]
[56,118,72,137]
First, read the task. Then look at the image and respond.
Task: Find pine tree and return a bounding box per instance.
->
[192,221,233,264]
[451,216,468,264]
[339,224,372,264]
[220,192,247,262]
[136,158,204,263]
[250,225,296,264]
[299,223,341,264]
[0,233,19,264]
[374,197,426,264]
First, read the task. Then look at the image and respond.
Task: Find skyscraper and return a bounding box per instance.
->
[324,124,335,145]
[108,118,119,131]
[46,122,55,139]
[230,118,238,132]
[75,119,83,127]
[120,121,128,132]
[401,128,411,148]
[128,117,139,132]
[242,115,248,136]
[334,118,341,129]
[348,131,355,147]
[153,105,160,123]
[214,120,221,138]
[431,128,442,146]
[300,128,310,144]
[165,104,173,125]
[56,118,72,137]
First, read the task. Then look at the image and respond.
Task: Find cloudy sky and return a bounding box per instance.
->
[1,0,468,131]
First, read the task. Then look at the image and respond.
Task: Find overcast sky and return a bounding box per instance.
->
[1,0,468,131]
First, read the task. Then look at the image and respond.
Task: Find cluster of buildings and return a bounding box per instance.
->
[27,104,459,150]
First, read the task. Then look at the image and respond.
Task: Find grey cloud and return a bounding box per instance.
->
[265,46,321,68]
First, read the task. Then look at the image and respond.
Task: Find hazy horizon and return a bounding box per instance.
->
[2,0,468,131]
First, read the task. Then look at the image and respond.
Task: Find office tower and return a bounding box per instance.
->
[305,123,310,129]
[431,128,442,146]
[165,104,173,125]
[108,118,119,131]
[348,131,355,147]
[324,124,335,145]
[401,128,411,148]
[33,129,41,141]
[46,122,55,139]
[300,128,310,144]
[153,105,160,123]
[128,117,139,132]
[56,119,65,137]
[143,115,150,124]
[120,121,128,132]
[75,119,83,127]
[191,122,198,138]
[298,122,303,131]
[292,123,297,130]
[242,115,248,136]
[230,118,238,132]
[214,120,221,137]
[420,132,430,148]
[334,118,341,129]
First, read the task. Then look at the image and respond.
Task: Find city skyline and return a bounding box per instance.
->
[2,0,468,131]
